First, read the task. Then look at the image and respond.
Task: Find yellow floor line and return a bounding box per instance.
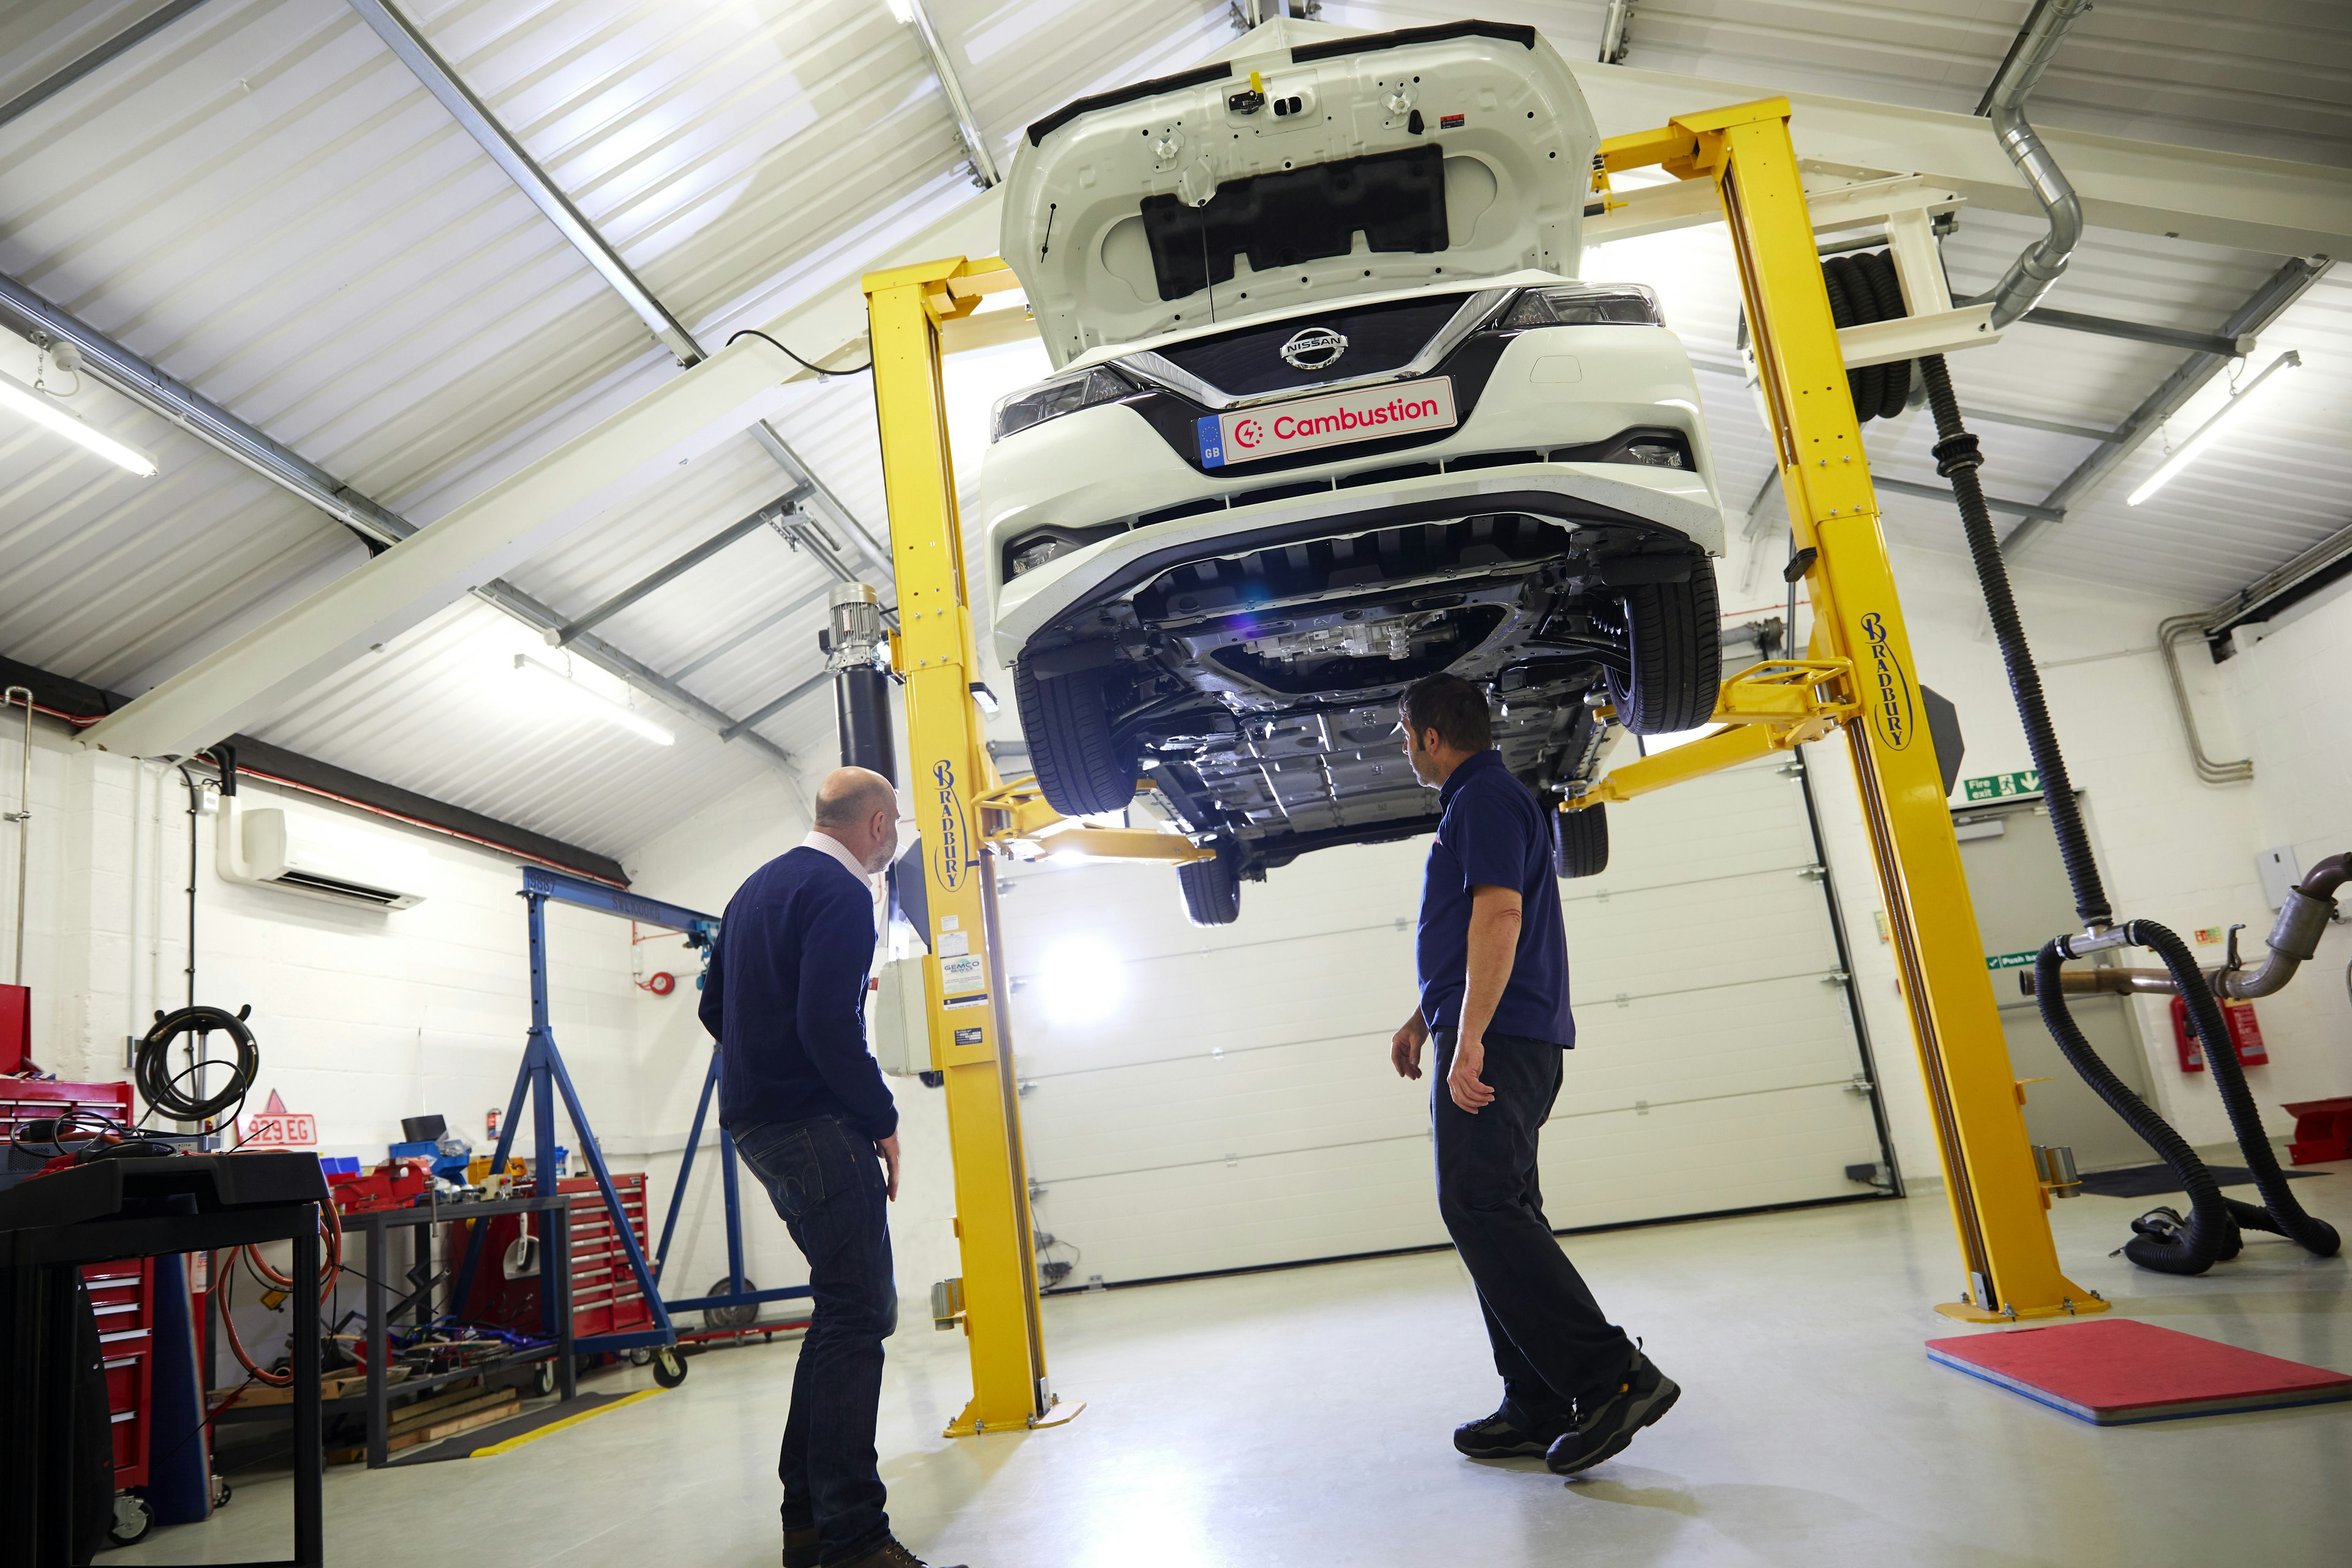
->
[469,1387,665,1458]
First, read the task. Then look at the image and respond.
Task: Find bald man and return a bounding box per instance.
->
[703,767,956,1568]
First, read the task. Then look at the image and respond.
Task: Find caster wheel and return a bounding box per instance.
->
[532,1359,556,1398]
[627,1347,653,1367]
[107,1493,154,1547]
[650,1346,688,1389]
[211,1472,233,1509]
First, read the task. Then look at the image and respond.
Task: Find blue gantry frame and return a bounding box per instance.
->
[450,865,809,1358]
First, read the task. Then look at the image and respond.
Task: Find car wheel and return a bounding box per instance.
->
[1176,845,1240,927]
[1012,659,1140,816]
[1551,802,1608,879]
[1604,568,1721,734]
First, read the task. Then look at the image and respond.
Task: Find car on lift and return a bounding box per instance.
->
[983,20,1725,924]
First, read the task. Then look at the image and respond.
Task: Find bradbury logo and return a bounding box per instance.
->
[1860,612,1914,752]
[932,759,968,891]
[1278,326,1348,371]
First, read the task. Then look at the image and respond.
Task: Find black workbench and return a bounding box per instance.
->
[0,1153,328,1568]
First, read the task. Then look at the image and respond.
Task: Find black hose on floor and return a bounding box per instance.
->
[1817,251,2339,1271]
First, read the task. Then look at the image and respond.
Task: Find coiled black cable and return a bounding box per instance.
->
[135,1003,260,1125]
[1826,247,2337,1270]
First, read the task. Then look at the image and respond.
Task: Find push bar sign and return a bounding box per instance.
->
[1198,376,1457,468]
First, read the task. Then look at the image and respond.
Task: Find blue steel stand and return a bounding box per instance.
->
[451,865,808,1351]
[649,1051,812,1321]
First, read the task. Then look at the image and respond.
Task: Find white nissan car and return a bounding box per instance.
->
[982,20,1725,924]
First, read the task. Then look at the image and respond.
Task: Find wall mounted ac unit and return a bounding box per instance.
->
[218,799,429,910]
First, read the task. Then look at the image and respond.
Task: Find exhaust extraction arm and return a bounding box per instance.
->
[2027,854,2350,1001]
[1978,0,2092,328]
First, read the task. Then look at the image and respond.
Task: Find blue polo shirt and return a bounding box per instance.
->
[1415,749,1575,1047]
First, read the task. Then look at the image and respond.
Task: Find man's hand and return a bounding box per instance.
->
[1449,1034,1496,1114]
[1391,1012,1428,1080]
[876,1134,900,1202]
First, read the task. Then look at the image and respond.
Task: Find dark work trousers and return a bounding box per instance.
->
[736,1114,898,1564]
[1433,1029,1634,1427]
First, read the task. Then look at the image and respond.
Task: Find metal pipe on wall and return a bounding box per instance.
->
[5,687,29,985]
[2158,614,2255,785]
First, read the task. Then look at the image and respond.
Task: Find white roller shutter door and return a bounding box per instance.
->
[1003,754,1892,1285]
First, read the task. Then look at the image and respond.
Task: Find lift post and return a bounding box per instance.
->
[862,257,1074,1436]
[1582,99,2104,1321]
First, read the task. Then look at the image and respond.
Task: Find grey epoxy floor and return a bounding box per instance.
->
[117,1169,2351,1568]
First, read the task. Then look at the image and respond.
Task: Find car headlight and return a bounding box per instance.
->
[989,366,1139,443]
[1496,283,1665,329]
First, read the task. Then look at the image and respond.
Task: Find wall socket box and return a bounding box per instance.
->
[2256,846,2302,910]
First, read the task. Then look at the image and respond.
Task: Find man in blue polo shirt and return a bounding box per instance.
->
[702,766,964,1568]
[1389,673,1679,1477]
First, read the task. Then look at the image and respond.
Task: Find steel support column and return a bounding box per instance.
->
[863,256,1065,1436]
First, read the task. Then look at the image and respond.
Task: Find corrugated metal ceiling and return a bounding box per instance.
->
[1,0,2344,861]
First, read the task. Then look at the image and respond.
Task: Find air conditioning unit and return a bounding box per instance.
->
[218,800,429,910]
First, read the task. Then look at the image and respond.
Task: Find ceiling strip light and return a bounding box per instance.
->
[2127,350,2302,507]
[513,655,675,745]
[0,371,157,475]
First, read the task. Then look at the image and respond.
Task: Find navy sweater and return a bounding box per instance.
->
[701,846,897,1141]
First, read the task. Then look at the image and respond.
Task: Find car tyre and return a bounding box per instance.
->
[1013,660,1139,816]
[1551,802,1608,879]
[1604,567,1721,734]
[1176,845,1240,927]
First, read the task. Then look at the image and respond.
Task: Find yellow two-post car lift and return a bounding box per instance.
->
[863,95,2102,1439]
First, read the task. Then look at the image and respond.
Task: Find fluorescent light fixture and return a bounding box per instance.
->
[884,0,916,23]
[512,655,674,745]
[2127,350,2302,507]
[0,371,157,476]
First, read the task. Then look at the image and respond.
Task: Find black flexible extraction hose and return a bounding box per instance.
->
[1820,251,2339,1272]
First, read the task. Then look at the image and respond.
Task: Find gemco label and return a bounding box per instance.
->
[1197,377,1457,468]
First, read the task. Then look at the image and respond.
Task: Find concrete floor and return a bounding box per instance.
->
[117,1169,2350,1568]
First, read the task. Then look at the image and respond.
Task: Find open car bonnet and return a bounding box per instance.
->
[1002,18,1599,370]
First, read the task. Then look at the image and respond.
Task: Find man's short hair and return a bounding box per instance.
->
[813,767,897,831]
[1398,674,1493,753]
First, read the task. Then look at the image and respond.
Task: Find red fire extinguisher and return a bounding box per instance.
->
[2171,995,2268,1072]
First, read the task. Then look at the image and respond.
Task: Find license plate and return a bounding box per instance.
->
[1196,376,1457,469]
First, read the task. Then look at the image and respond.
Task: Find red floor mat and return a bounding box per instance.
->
[1926,1317,2352,1425]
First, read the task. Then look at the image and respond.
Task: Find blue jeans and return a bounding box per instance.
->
[734,1114,898,1562]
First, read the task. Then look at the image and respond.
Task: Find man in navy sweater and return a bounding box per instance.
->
[702,766,960,1568]
[1388,673,1679,1478]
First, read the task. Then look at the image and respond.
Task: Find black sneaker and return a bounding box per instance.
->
[1544,1350,1679,1476]
[1453,1403,1570,1458]
[835,1537,967,1568]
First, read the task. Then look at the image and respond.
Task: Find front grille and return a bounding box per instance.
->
[1151,293,1476,399]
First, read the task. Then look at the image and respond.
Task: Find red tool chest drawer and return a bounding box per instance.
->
[451,1174,653,1341]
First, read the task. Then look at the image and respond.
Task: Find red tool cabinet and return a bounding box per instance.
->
[3,1079,156,1491]
[452,1173,653,1340]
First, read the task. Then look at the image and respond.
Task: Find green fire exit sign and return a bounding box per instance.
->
[1962,770,2041,801]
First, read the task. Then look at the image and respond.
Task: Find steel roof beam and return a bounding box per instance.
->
[549,494,804,646]
[345,0,894,589]
[1871,475,2064,524]
[898,0,1002,188]
[720,668,835,744]
[1991,302,2250,360]
[2001,255,2333,557]
[0,0,214,131]
[669,578,844,683]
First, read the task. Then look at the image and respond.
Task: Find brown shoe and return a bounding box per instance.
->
[783,1527,820,1568]
[834,1537,965,1568]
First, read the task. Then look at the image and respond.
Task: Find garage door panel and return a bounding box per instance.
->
[1022,1032,1420,1178]
[1561,869,1842,995]
[1588,761,1818,889]
[1012,923,1419,1076]
[1037,1081,1883,1286]
[1534,1082,1886,1228]
[1563,974,1869,1104]
[1033,1136,1444,1284]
